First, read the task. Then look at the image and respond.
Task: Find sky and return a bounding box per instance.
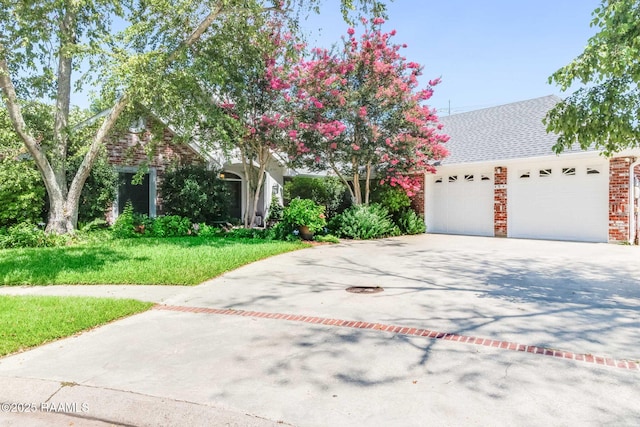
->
[300,0,601,115]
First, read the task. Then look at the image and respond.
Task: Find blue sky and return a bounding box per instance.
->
[301,0,601,115]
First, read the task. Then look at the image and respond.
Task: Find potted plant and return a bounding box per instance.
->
[283,198,327,240]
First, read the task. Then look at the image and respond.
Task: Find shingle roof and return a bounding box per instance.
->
[437,95,590,165]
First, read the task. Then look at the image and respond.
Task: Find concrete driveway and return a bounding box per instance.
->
[1,234,639,426]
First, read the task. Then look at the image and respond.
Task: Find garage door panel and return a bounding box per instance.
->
[508,162,608,242]
[427,172,494,236]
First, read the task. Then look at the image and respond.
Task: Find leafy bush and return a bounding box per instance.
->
[160,165,230,224]
[152,215,193,237]
[397,209,426,235]
[282,198,327,233]
[111,202,138,238]
[266,195,284,223]
[194,223,220,237]
[371,185,411,216]
[0,223,67,249]
[330,204,400,240]
[71,155,118,224]
[0,159,45,228]
[284,176,350,219]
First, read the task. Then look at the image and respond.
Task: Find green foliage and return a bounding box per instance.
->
[0,159,45,227]
[545,0,640,154]
[267,195,284,222]
[0,223,67,249]
[152,215,193,237]
[71,155,118,224]
[371,185,411,216]
[160,165,230,224]
[284,176,351,219]
[314,234,340,243]
[330,204,399,240]
[397,209,426,235]
[111,202,138,238]
[282,198,327,233]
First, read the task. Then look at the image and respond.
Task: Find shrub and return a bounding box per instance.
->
[160,164,230,224]
[284,176,351,219]
[282,198,327,233]
[111,202,138,238]
[330,204,400,240]
[371,185,411,216]
[152,215,193,237]
[266,195,284,223]
[397,209,426,235]
[0,223,68,249]
[0,159,45,228]
[71,155,118,224]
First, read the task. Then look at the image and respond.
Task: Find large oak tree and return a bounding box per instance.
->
[0,0,387,234]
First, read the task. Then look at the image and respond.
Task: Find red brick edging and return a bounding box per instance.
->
[154,305,639,372]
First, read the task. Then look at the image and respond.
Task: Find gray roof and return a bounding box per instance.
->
[437,95,589,165]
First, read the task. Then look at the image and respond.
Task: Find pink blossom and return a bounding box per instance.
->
[372,17,385,25]
[330,142,338,149]
[288,130,298,138]
[352,144,360,151]
[358,106,367,118]
[347,27,355,36]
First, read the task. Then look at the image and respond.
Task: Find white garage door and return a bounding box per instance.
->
[508,160,609,242]
[426,171,494,236]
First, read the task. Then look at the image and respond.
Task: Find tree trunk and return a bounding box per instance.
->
[364,161,371,205]
[352,156,362,204]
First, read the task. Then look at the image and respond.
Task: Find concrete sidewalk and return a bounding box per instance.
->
[1,235,639,426]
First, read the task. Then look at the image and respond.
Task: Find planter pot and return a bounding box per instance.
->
[299,225,314,241]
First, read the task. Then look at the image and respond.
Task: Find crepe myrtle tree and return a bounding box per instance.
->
[207,16,301,228]
[287,17,449,204]
[0,0,389,234]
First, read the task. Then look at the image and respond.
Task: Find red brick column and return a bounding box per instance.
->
[410,173,426,215]
[609,157,633,242]
[494,166,507,237]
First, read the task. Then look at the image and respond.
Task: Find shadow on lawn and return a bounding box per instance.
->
[0,246,131,285]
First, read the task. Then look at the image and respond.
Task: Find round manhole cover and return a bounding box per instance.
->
[345,286,384,294]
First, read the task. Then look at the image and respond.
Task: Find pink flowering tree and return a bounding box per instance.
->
[210,18,301,227]
[289,18,449,204]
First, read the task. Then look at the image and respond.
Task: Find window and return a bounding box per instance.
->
[464,174,474,182]
[586,167,600,175]
[448,175,458,183]
[562,167,576,176]
[519,171,530,179]
[435,177,442,183]
[539,168,552,177]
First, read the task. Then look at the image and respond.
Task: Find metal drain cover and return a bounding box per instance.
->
[346,286,384,294]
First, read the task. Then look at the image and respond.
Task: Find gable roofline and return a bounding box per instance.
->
[437,95,594,165]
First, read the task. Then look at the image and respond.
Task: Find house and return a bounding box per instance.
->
[424,95,640,243]
[105,116,285,225]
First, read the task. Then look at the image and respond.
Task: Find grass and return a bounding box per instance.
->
[0,236,307,286]
[0,295,152,356]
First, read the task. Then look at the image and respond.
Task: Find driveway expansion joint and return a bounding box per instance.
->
[154,304,639,372]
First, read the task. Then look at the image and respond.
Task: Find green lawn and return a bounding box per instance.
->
[0,237,307,286]
[0,295,152,356]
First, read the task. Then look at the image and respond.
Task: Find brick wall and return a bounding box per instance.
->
[494,166,507,237]
[410,173,426,215]
[608,157,634,242]
[106,120,204,216]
